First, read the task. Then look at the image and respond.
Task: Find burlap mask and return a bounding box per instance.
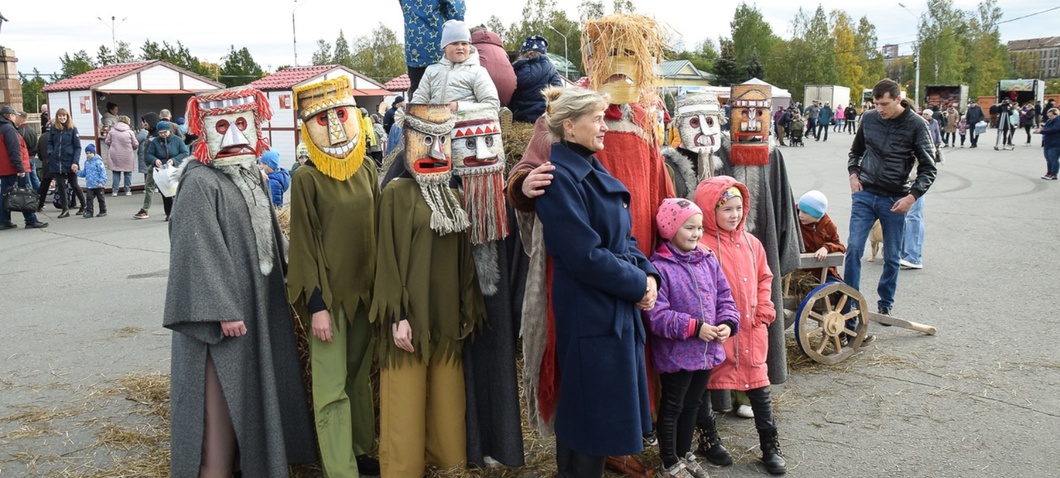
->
[583,14,666,106]
[404,103,468,235]
[294,76,366,181]
[450,105,508,244]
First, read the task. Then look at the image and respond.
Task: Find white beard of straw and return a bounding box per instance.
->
[415,173,469,236]
[454,162,509,245]
[218,163,277,275]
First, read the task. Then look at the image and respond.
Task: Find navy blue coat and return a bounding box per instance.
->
[47,127,81,174]
[510,55,562,123]
[535,142,655,456]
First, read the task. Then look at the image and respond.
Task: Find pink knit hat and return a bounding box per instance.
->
[656,198,703,241]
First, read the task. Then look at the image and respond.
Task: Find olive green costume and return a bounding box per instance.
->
[287,158,379,478]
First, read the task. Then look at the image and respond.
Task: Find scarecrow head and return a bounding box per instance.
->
[582,13,666,106]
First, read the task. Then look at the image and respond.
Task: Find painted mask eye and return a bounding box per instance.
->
[464,138,476,150]
[437,135,447,145]
[316,113,328,126]
[705,117,715,127]
[484,136,495,147]
[235,117,247,131]
[215,119,229,134]
[336,107,347,121]
[423,136,434,146]
[689,117,700,128]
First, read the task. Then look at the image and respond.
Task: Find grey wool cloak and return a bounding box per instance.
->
[164,161,317,477]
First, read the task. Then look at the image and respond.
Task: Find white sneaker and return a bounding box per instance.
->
[661,461,694,478]
[111,191,118,197]
[735,405,754,419]
[899,259,923,270]
[125,190,132,196]
[683,452,710,478]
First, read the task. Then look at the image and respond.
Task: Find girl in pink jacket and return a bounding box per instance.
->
[693,176,786,475]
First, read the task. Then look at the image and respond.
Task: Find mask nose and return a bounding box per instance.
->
[474,136,497,162]
[429,135,447,160]
[327,109,349,146]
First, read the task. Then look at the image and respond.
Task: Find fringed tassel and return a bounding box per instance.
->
[471,242,500,296]
[457,167,508,244]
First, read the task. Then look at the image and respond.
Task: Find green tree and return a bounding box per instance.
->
[19,69,48,113]
[311,39,332,66]
[220,45,264,83]
[962,0,1008,100]
[486,15,509,44]
[612,0,634,13]
[915,0,968,96]
[506,0,582,73]
[671,39,718,73]
[745,54,764,80]
[730,3,775,70]
[114,41,137,64]
[332,30,354,69]
[139,39,211,76]
[58,50,96,79]
[97,45,116,66]
[351,23,406,83]
[577,0,604,22]
[712,40,743,86]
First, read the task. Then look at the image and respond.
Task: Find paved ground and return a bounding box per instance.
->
[1,126,1058,476]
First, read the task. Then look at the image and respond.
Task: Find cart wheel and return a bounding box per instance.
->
[794,282,868,364]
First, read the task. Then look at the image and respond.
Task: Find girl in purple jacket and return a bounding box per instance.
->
[648,198,740,478]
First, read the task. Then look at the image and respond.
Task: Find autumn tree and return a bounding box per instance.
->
[855,17,887,96]
[831,10,863,105]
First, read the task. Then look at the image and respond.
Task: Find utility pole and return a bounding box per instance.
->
[96,15,126,56]
[548,25,569,78]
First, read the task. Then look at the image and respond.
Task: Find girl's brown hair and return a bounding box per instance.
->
[53,108,75,131]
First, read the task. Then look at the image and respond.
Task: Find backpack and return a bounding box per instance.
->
[52,185,76,209]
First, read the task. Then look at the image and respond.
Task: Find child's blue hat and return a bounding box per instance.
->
[85,144,96,154]
[798,190,828,219]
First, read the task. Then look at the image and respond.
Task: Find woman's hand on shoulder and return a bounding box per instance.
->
[521,161,555,199]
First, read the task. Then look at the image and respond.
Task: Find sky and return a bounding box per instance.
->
[1,0,1057,80]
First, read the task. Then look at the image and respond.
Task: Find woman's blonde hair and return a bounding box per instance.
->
[541,86,609,139]
[1048,108,1059,117]
[53,108,75,131]
[117,115,131,126]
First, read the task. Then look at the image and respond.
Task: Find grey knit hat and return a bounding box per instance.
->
[440,20,471,48]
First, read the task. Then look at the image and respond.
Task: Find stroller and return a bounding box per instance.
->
[789,114,805,147]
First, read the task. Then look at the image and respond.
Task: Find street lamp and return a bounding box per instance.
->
[292,0,314,66]
[548,25,569,78]
[898,3,924,108]
[97,15,127,56]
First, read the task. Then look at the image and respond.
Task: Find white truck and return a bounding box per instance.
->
[996,79,1045,106]
[804,85,852,108]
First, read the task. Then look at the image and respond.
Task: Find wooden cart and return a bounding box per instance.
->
[782,252,937,364]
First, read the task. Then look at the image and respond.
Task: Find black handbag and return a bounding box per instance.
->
[4,179,39,213]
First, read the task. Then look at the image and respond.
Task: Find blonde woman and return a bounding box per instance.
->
[45,108,85,218]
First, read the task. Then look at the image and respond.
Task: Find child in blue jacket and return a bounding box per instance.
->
[258,151,289,207]
[76,144,107,217]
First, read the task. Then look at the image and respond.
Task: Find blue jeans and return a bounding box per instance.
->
[1,174,40,226]
[1044,147,1060,176]
[844,189,907,310]
[112,171,132,192]
[901,196,925,265]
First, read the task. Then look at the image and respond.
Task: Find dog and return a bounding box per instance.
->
[868,220,883,261]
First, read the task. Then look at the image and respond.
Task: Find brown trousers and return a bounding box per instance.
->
[379,352,466,478]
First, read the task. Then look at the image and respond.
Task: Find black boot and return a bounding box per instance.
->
[696,421,733,466]
[758,427,787,475]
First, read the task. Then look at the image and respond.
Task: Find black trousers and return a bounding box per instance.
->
[699,386,777,442]
[556,439,606,478]
[407,66,427,101]
[658,369,712,467]
[85,187,107,214]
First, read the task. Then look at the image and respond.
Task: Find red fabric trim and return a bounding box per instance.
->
[729,143,770,166]
[538,257,559,423]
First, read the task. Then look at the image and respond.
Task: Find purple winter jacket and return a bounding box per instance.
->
[647,241,740,374]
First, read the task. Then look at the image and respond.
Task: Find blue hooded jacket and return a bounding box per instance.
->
[510,54,563,123]
[401,0,465,68]
[267,168,290,207]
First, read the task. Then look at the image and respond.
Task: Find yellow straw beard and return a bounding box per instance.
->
[300,128,367,181]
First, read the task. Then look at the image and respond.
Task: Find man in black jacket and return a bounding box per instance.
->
[965,102,985,148]
[383,96,404,136]
[844,79,936,316]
